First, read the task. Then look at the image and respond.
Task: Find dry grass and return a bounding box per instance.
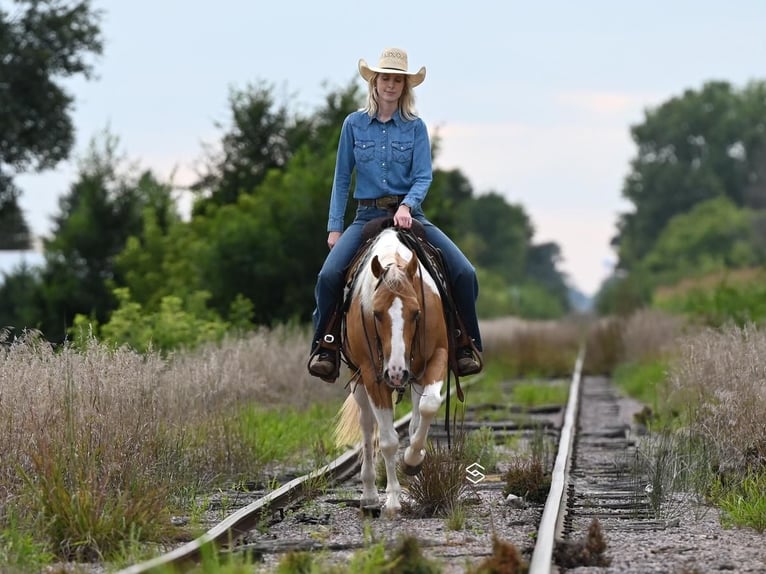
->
[584,309,688,374]
[620,309,687,363]
[480,316,583,377]
[0,325,345,559]
[667,324,766,474]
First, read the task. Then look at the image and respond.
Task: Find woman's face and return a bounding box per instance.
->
[376,73,405,104]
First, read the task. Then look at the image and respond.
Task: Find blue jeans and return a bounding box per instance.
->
[311,205,483,352]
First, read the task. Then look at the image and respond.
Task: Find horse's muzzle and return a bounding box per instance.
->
[384,366,410,389]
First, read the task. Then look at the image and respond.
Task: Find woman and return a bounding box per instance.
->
[308,47,482,382]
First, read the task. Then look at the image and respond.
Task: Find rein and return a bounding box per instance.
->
[358,262,425,402]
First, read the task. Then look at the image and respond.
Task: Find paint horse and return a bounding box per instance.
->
[335,225,448,516]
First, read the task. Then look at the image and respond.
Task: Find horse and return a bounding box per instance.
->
[334,225,449,516]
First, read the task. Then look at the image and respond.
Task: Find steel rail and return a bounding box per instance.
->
[527,344,585,574]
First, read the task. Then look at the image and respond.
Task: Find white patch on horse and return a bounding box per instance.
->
[386,296,407,382]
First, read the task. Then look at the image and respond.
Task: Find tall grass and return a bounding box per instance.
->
[480,316,583,377]
[0,326,344,562]
[606,314,766,531]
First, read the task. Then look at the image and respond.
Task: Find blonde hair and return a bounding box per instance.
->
[363,73,418,121]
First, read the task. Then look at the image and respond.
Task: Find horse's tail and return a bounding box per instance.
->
[334,392,363,448]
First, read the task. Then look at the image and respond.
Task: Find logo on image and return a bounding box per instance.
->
[465,462,486,484]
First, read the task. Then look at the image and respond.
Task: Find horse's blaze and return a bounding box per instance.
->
[384,297,409,385]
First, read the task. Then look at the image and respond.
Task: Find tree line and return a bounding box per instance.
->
[599,79,766,314]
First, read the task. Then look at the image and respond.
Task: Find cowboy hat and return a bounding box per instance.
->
[358,48,426,87]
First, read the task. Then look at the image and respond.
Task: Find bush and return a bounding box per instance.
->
[653,268,766,327]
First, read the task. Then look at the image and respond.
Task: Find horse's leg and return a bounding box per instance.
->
[352,385,379,508]
[402,358,446,474]
[370,403,402,515]
[408,387,422,451]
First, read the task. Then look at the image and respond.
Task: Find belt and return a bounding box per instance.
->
[358,195,406,210]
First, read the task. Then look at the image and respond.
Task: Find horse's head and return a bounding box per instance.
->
[370,250,421,388]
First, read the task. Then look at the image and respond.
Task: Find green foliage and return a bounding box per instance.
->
[217,403,340,471]
[90,287,232,353]
[0,511,54,573]
[615,80,766,269]
[653,269,766,327]
[276,551,318,574]
[460,192,531,281]
[502,455,550,503]
[0,262,43,335]
[3,75,571,348]
[512,381,569,408]
[476,269,567,320]
[640,197,764,286]
[0,180,31,249]
[19,134,173,342]
[192,80,362,209]
[713,472,766,532]
[18,438,172,561]
[464,426,499,473]
[0,0,103,246]
[611,360,669,412]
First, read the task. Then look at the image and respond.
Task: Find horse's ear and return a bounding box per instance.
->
[371,255,384,278]
[405,250,418,278]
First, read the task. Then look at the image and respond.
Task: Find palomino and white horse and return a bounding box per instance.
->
[335,226,449,516]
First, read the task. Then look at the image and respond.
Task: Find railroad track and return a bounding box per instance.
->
[120,347,663,574]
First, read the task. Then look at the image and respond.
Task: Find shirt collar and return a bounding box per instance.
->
[368,108,403,127]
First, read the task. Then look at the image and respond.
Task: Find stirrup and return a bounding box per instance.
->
[307,334,340,383]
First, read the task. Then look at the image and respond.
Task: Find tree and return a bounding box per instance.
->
[191,80,363,210]
[614,80,766,270]
[640,196,764,286]
[35,133,160,341]
[0,0,103,248]
[0,175,31,248]
[460,192,532,282]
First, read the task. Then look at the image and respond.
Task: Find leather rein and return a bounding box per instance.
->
[358,259,429,400]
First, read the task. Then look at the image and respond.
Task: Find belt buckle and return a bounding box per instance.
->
[377,196,399,210]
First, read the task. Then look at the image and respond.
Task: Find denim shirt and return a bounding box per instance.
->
[326,109,433,232]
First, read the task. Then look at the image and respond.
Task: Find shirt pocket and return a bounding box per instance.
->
[392,141,414,164]
[354,140,375,162]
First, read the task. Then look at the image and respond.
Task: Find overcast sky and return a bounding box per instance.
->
[8,0,766,296]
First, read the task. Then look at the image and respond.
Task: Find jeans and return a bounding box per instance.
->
[311,204,483,352]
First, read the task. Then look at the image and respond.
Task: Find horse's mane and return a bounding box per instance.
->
[377,259,416,298]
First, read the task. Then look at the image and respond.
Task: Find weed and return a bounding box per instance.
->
[445,503,466,531]
[464,426,498,473]
[502,456,551,504]
[468,535,526,573]
[553,518,611,568]
[405,432,470,516]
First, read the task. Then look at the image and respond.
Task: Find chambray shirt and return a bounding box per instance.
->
[326,109,433,232]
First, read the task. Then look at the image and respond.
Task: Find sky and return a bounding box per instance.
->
[6,0,766,296]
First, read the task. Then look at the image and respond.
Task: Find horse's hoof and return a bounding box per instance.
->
[402,462,423,476]
[360,505,381,518]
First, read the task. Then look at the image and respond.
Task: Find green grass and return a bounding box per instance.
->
[713,472,766,532]
[612,359,669,411]
[0,513,55,573]
[511,381,569,408]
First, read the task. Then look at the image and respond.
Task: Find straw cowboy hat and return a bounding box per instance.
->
[358,48,426,87]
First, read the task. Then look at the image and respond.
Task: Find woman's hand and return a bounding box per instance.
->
[393,204,412,229]
[327,231,342,249]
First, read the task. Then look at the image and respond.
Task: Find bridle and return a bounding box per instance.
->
[358,260,428,399]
